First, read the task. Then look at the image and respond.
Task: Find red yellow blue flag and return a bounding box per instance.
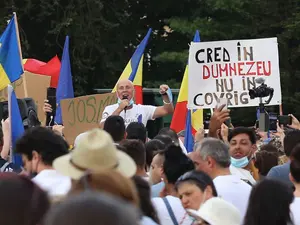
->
[112,29,152,104]
[170,31,203,152]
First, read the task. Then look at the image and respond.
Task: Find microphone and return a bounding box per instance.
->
[122,96,128,112]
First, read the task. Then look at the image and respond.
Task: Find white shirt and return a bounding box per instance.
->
[213,175,251,219]
[32,169,71,197]
[152,195,193,225]
[101,103,157,127]
[230,165,256,185]
[291,197,300,225]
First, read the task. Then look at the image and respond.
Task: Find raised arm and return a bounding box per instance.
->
[153,84,174,119]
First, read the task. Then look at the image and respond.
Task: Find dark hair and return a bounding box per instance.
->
[153,135,173,146]
[290,143,300,183]
[158,127,178,142]
[228,127,256,144]
[175,171,218,196]
[103,116,125,142]
[243,179,294,225]
[163,144,194,184]
[132,176,160,224]
[260,144,278,153]
[283,130,300,156]
[16,127,69,165]
[254,151,278,176]
[44,191,139,225]
[120,139,146,169]
[0,172,50,225]
[126,122,147,143]
[145,139,165,168]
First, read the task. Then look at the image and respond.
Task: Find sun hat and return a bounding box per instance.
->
[187,197,241,225]
[53,128,137,180]
[74,132,89,147]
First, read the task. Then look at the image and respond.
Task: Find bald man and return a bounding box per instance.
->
[99,80,174,128]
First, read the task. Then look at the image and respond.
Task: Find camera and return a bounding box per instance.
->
[0,98,41,129]
[248,78,274,104]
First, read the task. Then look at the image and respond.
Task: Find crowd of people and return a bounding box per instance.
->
[0,80,299,225]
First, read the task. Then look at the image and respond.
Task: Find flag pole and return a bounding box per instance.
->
[13,12,28,97]
[7,85,13,163]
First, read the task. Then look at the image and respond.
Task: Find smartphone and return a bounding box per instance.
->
[269,114,277,132]
[216,98,228,111]
[46,87,56,126]
[278,115,292,126]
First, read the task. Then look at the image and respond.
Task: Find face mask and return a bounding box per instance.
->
[117,98,134,106]
[231,156,249,168]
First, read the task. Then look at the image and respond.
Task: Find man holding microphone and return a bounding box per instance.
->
[99,79,174,128]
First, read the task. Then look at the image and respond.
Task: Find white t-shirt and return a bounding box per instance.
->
[152,196,193,225]
[230,165,256,185]
[213,175,252,219]
[291,197,300,225]
[32,169,71,197]
[101,103,157,127]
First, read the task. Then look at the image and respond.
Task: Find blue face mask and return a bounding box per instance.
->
[231,156,249,168]
[117,98,134,106]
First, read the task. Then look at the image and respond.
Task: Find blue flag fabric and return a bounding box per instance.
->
[8,85,24,166]
[0,14,23,90]
[55,36,74,124]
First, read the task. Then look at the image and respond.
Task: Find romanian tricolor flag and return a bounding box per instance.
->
[112,28,152,104]
[170,31,203,152]
[23,56,61,88]
[0,13,23,91]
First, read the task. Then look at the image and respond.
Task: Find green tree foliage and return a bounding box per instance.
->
[154,0,300,124]
[1,0,300,125]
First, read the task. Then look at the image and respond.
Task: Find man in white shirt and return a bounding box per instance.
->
[190,137,251,219]
[16,127,71,198]
[99,79,174,128]
[228,127,258,185]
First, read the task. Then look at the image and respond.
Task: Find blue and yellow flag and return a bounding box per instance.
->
[0,14,23,90]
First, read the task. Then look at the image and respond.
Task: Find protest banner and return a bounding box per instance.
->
[188,38,281,109]
[0,72,51,121]
[61,93,117,145]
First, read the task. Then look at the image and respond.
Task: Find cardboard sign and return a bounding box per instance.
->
[61,93,117,145]
[0,72,51,121]
[24,72,51,121]
[188,38,281,109]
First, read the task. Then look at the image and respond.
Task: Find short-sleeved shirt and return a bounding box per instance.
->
[152,195,194,225]
[267,162,293,186]
[101,103,157,127]
[213,175,251,219]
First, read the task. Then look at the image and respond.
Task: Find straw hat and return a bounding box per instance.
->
[187,197,241,225]
[53,128,137,180]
